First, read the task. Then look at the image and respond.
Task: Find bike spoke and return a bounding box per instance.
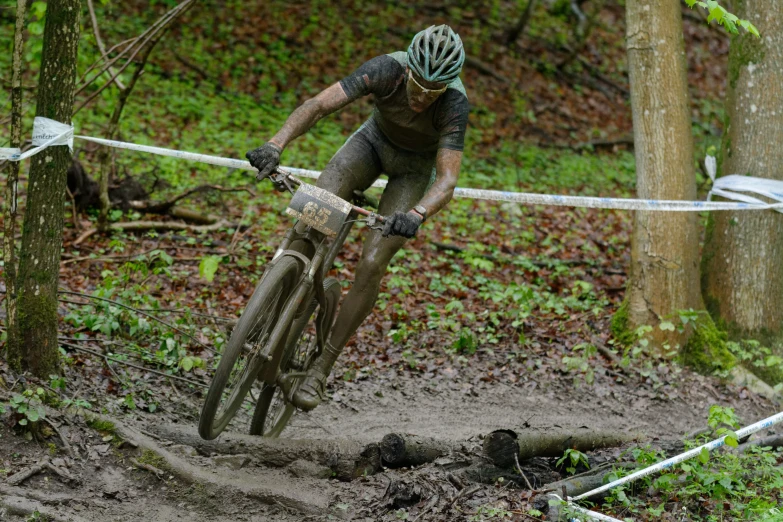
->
[215,286,283,419]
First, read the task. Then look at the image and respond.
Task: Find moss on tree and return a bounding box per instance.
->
[679,317,736,375]
[727,20,766,89]
[610,299,635,347]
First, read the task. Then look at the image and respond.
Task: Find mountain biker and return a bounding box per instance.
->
[246,25,469,411]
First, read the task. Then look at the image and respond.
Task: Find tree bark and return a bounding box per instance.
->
[482,428,637,468]
[702,0,783,346]
[12,0,81,377]
[2,0,28,368]
[380,433,458,467]
[619,0,703,348]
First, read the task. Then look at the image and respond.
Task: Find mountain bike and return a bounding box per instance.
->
[198,168,383,440]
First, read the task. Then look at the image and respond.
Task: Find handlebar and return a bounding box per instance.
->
[268,167,385,224]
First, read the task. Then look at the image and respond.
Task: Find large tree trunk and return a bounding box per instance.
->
[618,0,703,349]
[702,0,783,347]
[11,0,81,377]
[2,0,28,368]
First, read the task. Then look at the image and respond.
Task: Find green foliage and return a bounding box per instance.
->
[5,388,47,429]
[726,339,783,389]
[562,343,597,385]
[683,0,760,36]
[25,511,51,522]
[198,255,222,282]
[62,253,223,378]
[598,406,783,520]
[707,404,740,430]
[451,328,478,355]
[556,448,590,475]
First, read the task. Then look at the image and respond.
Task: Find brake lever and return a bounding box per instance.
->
[268,169,296,194]
[365,213,385,231]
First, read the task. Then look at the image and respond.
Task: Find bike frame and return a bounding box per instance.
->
[254,215,357,386]
[252,170,380,388]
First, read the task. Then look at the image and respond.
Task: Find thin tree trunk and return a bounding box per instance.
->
[13,0,81,377]
[2,0,27,367]
[702,0,783,346]
[506,0,538,45]
[96,0,197,230]
[620,0,703,348]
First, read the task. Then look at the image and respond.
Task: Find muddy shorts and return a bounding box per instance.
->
[316,117,436,215]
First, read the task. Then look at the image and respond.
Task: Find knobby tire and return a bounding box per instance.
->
[198,256,300,440]
[249,277,341,437]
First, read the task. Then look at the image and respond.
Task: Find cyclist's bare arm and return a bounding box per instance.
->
[415,148,462,218]
[269,83,351,150]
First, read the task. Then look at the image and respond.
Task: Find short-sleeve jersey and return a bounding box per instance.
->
[339,52,469,153]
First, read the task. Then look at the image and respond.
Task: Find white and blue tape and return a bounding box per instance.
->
[4,117,783,214]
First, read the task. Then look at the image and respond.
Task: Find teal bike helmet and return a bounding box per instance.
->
[407,25,465,84]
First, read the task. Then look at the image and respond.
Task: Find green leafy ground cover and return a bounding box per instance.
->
[581,406,783,522]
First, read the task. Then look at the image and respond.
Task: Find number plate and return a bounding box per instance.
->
[286,183,352,236]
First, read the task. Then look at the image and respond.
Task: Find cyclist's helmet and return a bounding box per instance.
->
[407,25,465,84]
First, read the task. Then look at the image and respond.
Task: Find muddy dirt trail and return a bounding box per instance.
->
[2,360,775,522]
[284,369,757,442]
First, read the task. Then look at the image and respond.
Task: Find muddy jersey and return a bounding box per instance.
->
[339,51,469,153]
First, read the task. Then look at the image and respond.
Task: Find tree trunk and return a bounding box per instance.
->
[618,0,703,349]
[2,0,27,368]
[12,0,81,377]
[702,0,783,348]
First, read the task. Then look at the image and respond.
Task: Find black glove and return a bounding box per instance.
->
[245,142,281,181]
[382,211,423,239]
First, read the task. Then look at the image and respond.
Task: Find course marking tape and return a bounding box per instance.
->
[6,117,783,213]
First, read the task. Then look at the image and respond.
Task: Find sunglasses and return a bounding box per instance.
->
[407,69,447,95]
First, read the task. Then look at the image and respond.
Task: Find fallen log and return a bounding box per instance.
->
[483,428,638,469]
[153,422,380,480]
[542,462,637,498]
[735,433,783,453]
[380,433,458,468]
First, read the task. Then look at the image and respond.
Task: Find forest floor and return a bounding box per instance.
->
[3,1,782,521]
[1,203,779,521]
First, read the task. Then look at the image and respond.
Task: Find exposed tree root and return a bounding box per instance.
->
[6,458,51,486]
[0,484,75,505]
[153,422,381,480]
[483,428,638,468]
[0,495,92,522]
[89,414,331,513]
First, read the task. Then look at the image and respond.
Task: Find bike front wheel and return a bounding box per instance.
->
[249,276,341,437]
[198,256,301,440]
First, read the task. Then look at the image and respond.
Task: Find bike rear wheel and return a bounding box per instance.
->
[249,277,341,437]
[198,256,301,440]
